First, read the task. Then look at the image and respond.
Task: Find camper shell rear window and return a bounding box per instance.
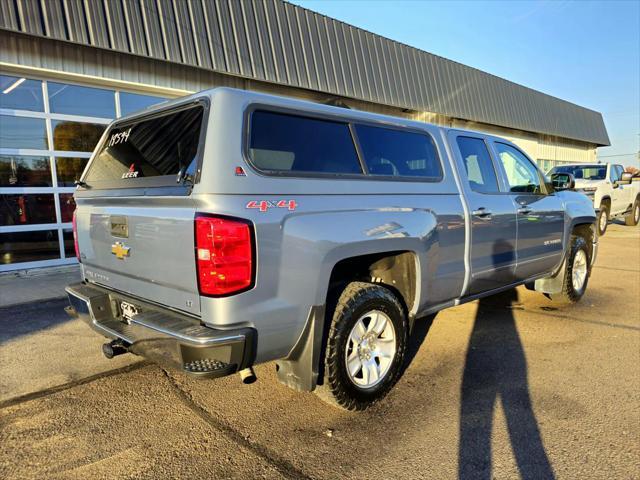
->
[82,101,207,190]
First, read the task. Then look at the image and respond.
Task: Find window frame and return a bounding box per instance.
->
[0,72,177,271]
[242,104,444,183]
[612,164,624,183]
[47,80,117,118]
[77,97,210,192]
[352,121,444,182]
[454,135,503,195]
[244,107,365,178]
[493,141,552,195]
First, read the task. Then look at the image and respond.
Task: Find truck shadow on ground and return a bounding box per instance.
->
[401,312,436,376]
[458,288,555,480]
[0,298,72,345]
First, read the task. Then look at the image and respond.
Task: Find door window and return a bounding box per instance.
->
[456,136,500,193]
[495,143,543,194]
[615,165,625,181]
[609,165,619,182]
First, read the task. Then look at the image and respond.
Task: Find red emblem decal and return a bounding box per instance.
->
[246,200,298,212]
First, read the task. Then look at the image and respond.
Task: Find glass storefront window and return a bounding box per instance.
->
[120,92,167,116]
[0,115,47,149]
[0,194,57,226]
[0,155,52,186]
[0,76,177,270]
[48,82,115,118]
[0,75,44,112]
[1,230,60,264]
[51,120,106,152]
[59,193,76,223]
[62,229,75,258]
[55,157,89,186]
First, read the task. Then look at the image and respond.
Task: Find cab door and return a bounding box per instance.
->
[610,164,628,214]
[490,142,565,281]
[449,133,518,294]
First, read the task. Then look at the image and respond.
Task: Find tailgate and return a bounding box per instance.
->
[77,200,200,316]
[73,99,209,316]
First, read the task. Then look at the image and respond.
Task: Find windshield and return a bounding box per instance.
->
[83,103,204,188]
[549,165,606,180]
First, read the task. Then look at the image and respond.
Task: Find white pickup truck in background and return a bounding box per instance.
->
[549,163,640,235]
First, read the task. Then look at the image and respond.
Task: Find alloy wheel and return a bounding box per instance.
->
[572,249,588,292]
[344,310,397,389]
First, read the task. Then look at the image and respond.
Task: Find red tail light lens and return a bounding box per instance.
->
[195,214,254,296]
[72,210,81,261]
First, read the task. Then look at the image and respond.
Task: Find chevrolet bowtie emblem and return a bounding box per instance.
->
[111,242,131,260]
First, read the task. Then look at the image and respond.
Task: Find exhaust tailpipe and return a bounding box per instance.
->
[102,340,129,359]
[239,367,256,384]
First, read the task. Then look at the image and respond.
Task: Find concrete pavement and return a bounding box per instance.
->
[0,266,81,308]
[0,223,638,479]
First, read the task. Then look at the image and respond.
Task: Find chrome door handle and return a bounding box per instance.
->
[472,207,492,218]
[517,207,532,215]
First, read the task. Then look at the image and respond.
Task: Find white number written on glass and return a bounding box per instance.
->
[108,127,132,147]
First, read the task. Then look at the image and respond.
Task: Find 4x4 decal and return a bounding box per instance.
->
[246,200,298,212]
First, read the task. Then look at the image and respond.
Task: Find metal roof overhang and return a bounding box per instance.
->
[0,0,610,146]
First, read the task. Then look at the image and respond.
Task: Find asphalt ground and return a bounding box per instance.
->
[1,222,638,479]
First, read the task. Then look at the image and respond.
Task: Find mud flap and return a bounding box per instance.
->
[534,259,567,295]
[275,305,325,392]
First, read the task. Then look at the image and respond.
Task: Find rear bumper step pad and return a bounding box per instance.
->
[66,282,255,378]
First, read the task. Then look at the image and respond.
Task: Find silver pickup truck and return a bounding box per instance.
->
[66,88,597,410]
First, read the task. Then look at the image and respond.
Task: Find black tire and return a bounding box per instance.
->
[597,205,609,236]
[315,282,408,411]
[625,199,640,226]
[550,235,591,304]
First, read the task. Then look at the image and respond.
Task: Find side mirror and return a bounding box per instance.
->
[551,172,575,191]
[617,172,633,185]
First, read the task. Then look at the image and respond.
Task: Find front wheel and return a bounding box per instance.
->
[597,205,609,236]
[550,235,591,304]
[315,282,408,411]
[625,199,640,226]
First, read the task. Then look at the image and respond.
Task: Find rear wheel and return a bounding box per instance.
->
[597,205,609,236]
[315,282,408,411]
[550,235,591,304]
[625,199,640,226]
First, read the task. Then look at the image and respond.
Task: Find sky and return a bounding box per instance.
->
[290,0,640,167]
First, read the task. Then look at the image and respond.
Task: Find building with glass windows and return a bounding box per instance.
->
[0,0,609,272]
[0,75,167,270]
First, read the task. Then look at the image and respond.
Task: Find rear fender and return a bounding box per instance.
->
[274,208,439,392]
[278,208,437,317]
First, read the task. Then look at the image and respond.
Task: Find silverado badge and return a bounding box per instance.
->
[111,242,131,260]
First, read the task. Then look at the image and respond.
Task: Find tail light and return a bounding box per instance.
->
[195,214,254,296]
[72,210,81,261]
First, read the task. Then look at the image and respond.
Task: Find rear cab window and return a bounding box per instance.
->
[82,101,206,190]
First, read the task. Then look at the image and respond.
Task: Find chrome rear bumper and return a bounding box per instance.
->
[66,282,255,378]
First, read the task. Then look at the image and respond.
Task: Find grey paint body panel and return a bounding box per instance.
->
[0,0,609,146]
[71,88,596,378]
[77,197,200,317]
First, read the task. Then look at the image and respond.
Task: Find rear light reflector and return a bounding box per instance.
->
[195,214,254,296]
[72,210,80,261]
